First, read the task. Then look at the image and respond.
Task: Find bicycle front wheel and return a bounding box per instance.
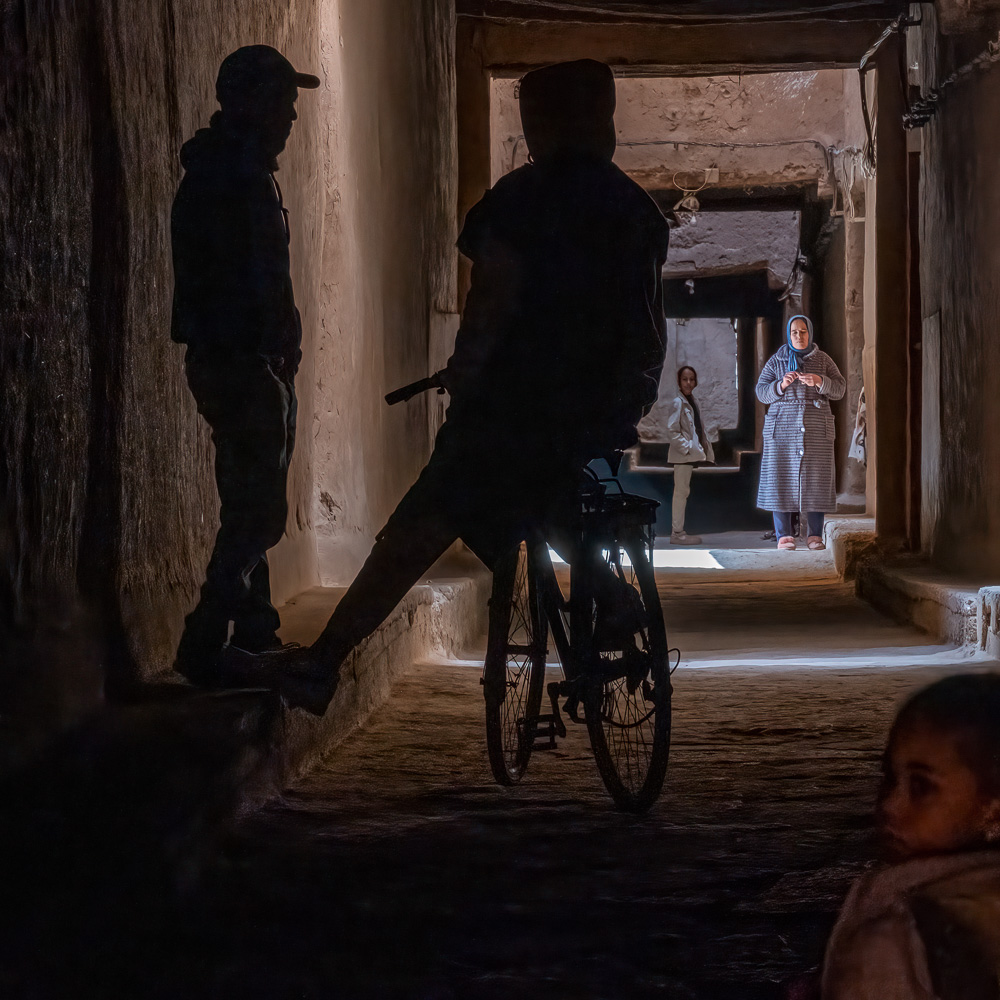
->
[583,531,671,813]
[483,540,548,785]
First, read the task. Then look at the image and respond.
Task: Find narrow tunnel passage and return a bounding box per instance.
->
[8,1,1000,996]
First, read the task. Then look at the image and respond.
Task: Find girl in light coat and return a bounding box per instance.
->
[665,366,714,545]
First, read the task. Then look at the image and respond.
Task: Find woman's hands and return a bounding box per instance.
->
[780,371,823,391]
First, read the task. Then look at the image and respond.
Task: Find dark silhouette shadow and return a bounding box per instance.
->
[250,59,670,713]
[170,46,319,684]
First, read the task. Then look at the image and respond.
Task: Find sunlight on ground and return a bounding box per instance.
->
[547,547,724,570]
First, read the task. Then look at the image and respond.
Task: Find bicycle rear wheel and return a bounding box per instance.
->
[583,531,671,813]
[483,540,548,785]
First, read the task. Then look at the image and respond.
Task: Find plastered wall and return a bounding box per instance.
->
[1,0,457,698]
[491,70,865,198]
[312,0,457,585]
[639,318,739,446]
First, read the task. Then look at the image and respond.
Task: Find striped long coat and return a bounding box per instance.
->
[755,344,847,512]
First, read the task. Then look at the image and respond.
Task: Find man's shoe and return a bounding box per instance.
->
[230,634,303,654]
[216,644,283,689]
[237,645,339,716]
[670,531,702,545]
[219,643,339,715]
[807,535,826,551]
[777,536,797,550]
[275,668,338,717]
[174,652,225,689]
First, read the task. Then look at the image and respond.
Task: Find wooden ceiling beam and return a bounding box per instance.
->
[457,0,909,26]
[467,17,896,74]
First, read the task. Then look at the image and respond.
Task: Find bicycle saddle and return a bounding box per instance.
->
[602,451,625,476]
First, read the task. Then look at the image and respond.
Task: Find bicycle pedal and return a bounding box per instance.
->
[545,682,568,738]
[531,714,560,750]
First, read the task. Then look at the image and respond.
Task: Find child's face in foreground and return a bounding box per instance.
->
[876,720,1000,860]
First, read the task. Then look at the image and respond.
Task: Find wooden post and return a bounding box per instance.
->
[905,149,922,548]
[872,35,909,541]
[755,318,768,453]
[455,19,492,313]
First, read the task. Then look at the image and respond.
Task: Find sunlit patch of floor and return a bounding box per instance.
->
[546,546,724,569]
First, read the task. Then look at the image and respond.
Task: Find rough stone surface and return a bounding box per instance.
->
[22,563,996,998]
[266,550,491,786]
[0,2,458,701]
[491,70,866,198]
[978,585,1000,658]
[856,554,987,646]
[824,515,876,579]
[1,0,327,688]
[664,211,801,287]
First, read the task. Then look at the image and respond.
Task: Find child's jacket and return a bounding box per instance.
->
[822,850,1000,1000]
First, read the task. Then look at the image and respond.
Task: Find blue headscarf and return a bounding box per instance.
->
[786,314,816,371]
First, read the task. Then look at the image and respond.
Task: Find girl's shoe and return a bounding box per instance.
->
[807,535,826,551]
[670,531,703,545]
[777,536,796,550]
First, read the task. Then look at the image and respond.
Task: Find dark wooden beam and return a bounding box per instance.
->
[469,17,899,74]
[649,185,821,214]
[456,19,493,312]
[457,1,908,25]
[872,33,909,541]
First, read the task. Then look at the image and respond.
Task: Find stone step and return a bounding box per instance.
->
[856,555,992,649]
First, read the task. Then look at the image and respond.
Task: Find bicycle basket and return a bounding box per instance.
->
[580,487,659,531]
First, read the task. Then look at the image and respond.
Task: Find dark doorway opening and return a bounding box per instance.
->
[623,269,785,536]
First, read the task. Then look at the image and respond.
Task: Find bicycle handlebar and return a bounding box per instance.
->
[384,370,447,406]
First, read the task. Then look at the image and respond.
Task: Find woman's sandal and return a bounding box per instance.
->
[807,535,826,551]
[777,536,796,550]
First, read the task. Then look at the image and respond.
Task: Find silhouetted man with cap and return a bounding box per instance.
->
[238,58,669,712]
[171,45,319,685]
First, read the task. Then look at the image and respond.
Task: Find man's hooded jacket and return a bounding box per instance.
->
[170,122,302,370]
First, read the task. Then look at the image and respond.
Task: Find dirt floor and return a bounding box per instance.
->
[134,566,991,999]
[16,563,995,999]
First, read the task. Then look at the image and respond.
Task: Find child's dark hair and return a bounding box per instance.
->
[677,365,697,381]
[894,674,1000,795]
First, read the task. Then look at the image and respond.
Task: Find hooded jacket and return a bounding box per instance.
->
[170,123,302,369]
[445,153,669,463]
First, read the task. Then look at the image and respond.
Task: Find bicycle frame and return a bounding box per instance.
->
[526,472,659,734]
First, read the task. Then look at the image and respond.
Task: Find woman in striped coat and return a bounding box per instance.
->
[756,315,846,550]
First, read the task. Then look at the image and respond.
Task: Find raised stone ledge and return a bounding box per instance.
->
[255,550,492,799]
[1,555,492,915]
[978,586,1000,659]
[856,555,987,647]
[823,515,876,580]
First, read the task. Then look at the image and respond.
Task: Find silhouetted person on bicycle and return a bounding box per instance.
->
[171,45,319,686]
[238,59,669,712]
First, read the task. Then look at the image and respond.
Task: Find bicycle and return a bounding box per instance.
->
[387,371,673,814]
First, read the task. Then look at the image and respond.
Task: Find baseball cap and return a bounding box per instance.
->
[216,45,320,107]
